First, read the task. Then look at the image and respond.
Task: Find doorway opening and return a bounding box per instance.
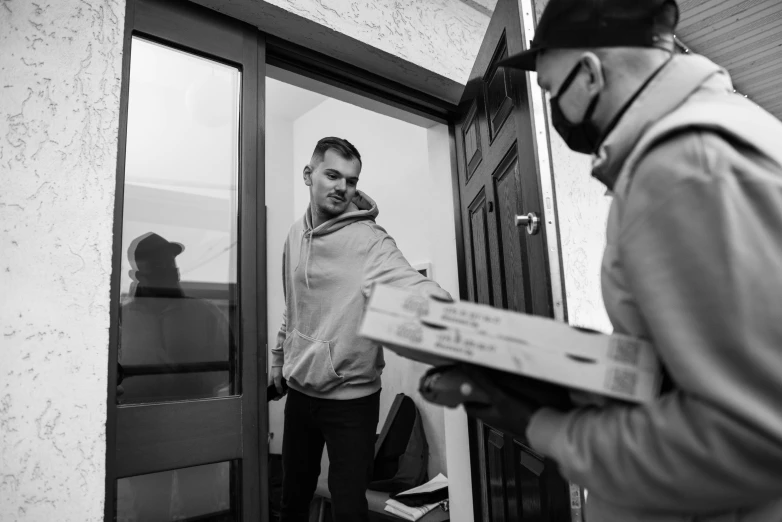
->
[263,66,473,518]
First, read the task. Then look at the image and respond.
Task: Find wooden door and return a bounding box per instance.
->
[452,0,571,519]
[105,0,267,520]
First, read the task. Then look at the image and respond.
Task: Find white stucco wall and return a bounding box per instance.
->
[0,1,125,520]
[267,0,493,84]
[547,135,612,332]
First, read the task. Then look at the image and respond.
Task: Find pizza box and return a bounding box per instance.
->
[360,285,662,403]
[365,284,659,372]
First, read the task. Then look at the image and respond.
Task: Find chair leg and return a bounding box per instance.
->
[308,497,326,522]
[319,498,327,522]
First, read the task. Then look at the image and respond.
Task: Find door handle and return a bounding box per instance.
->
[515,212,541,235]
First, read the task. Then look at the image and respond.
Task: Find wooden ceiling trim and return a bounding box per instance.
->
[688,9,782,53]
[678,0,773,39]
[706,29,782,67]
[739,72,782,91]
[684,5,782,53]
[679,0,714,12]
[724,50,782,76]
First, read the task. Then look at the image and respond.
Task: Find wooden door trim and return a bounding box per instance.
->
[254,32,270,522]
[449,123,470,302]
[240,25,265,520]
[264,35,456,124]
[517,0,568,324]
[104,0,135,517]
[134,0,248,64]
[116,398,244,478]
[188,0,464,107]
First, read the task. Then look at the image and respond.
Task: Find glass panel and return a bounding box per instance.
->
[117,461,237,522]
[117,37,241,404]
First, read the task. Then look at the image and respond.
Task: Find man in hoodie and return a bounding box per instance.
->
[271,137,450,522]
[431,0,782,520]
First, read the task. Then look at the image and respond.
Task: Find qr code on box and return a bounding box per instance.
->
[606,368,638,398]
[609,337,641,366]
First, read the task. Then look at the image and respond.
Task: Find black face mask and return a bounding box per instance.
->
[549,61,602,154]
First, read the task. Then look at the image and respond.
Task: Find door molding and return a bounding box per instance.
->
[189,0,464,107]
[161,2,572,521]
[517,0,568,325]
[264,35,455,124]
[115,398,244,478]
[104,1,135,517]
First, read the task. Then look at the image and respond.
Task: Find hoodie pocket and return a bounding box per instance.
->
[282,329,343,391]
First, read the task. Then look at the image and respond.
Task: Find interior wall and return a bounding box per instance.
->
[426,124,474,520]
[264,94,460,479]
[265,111,296,455]
[0,1,125,520]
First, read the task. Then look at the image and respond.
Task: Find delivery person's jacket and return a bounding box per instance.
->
[527,54,782,521]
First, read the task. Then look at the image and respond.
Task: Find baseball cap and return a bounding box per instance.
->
[498,0,679,71]
[130,232,184,264]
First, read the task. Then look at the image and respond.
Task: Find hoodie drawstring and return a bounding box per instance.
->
[303,231,312,289]
[296,191,379,290]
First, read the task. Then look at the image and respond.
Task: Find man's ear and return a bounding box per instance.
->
[303,165,312,186]
[580,52,605,97]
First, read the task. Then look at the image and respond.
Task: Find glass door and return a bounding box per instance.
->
[106,0,266,520]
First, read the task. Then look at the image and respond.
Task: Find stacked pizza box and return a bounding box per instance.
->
[359,284,662,403]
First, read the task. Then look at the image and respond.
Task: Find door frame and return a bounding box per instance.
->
[258,16,570,519]
[107,0,569,519]
[105,0,266,519]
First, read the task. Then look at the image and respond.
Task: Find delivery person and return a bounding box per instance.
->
[426,0,782,520]
[272,137,450,522]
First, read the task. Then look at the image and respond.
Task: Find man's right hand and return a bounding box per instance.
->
[271,366,284,398]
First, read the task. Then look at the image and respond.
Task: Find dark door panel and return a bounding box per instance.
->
[451,0,569,519]
[115,398,243,478]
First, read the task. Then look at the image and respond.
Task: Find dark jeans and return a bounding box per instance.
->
[280,388,380,522]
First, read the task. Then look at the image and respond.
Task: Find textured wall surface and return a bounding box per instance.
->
[267,0,493,84]
[0,0,125,520]
[548,134,612,332]
[533,0,612,332]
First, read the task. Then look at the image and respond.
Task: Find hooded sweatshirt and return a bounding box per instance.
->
[272,191,445,400]
[527,54,782,521]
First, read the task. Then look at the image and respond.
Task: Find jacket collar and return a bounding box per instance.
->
[592,54,725,190]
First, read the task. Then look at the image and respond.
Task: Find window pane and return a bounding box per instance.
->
[116,461,237,522]
[117,37,241,404]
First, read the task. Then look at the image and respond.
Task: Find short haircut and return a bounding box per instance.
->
[656,1,679,33]
[310,137,362,167]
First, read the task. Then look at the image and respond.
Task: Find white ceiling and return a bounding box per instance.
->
[266,76,328,121]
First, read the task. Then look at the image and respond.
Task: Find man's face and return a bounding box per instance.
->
[536,49,592,124]
[305,149,361,220]
[134,259,180,288]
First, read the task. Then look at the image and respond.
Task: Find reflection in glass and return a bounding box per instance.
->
[116,461,237,522]
[117,37,241,404]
